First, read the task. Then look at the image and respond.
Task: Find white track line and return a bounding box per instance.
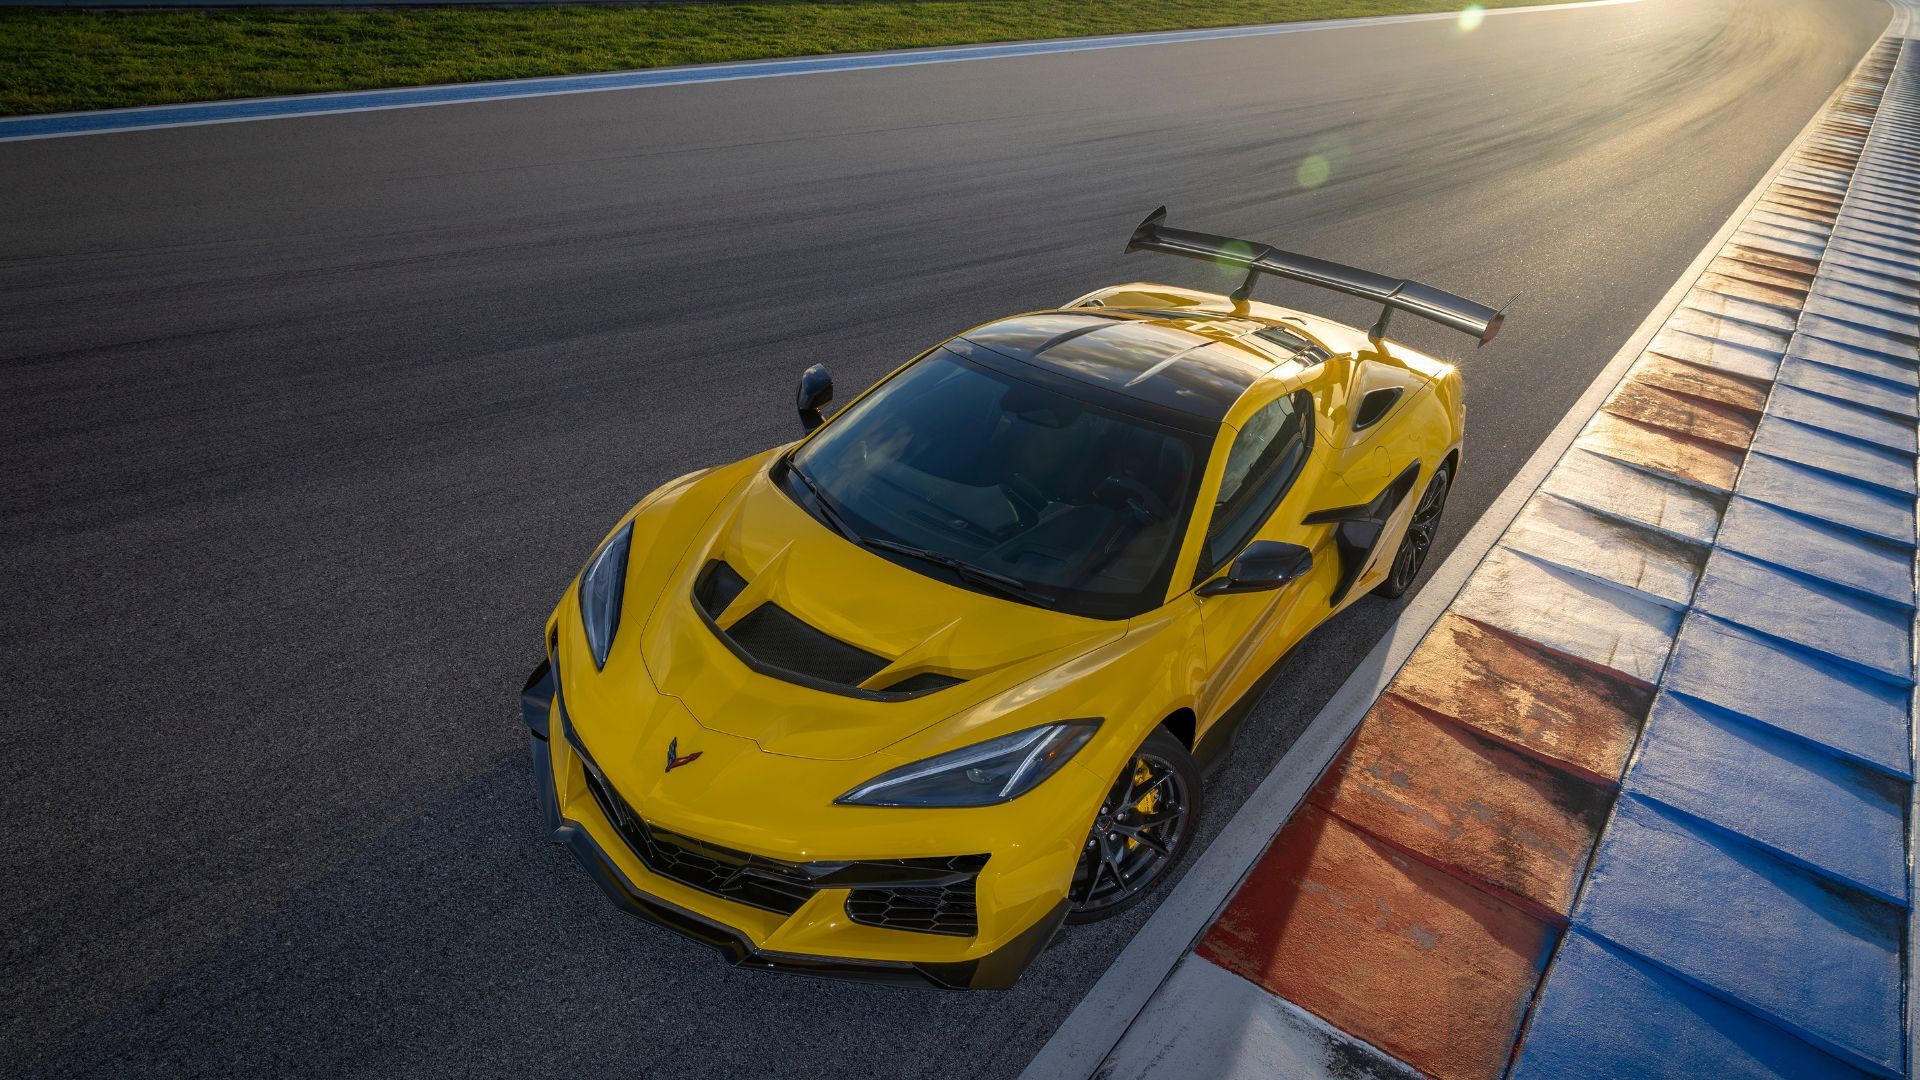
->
[0,0,1643,142]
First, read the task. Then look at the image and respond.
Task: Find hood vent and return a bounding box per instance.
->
[693,562,961,700]
[728,604,891,687]
[694,560,750,617]
[880,672,964,695]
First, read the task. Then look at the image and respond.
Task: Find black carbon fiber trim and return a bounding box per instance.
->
[725,603,891,687]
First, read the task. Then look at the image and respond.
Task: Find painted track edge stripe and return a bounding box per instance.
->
[1014,19,1892,1080]
[0,0,1644,142]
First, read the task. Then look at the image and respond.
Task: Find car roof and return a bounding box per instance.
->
[955,310,1315,425]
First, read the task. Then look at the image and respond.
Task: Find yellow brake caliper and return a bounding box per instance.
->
[1126,758,1158,851]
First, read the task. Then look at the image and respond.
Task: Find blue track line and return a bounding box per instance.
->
[0,0,1639,142]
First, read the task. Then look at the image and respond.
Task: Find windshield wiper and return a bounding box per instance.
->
[783,459,861,543]
[858,537,1053,605]
[782,459,1053,606]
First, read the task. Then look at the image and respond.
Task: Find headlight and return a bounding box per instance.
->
[579,521,634,670]
[836,721,1099,807]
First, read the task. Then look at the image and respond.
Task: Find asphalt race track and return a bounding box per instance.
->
[0,0,1893,1074]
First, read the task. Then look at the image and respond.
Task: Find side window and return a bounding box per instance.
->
[1201,391,1313,576]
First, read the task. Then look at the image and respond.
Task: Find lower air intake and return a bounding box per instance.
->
[846,855,989,937]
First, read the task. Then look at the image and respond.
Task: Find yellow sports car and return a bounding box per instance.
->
[520,209,1502,989]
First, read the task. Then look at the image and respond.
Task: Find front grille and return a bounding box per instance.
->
[846,855,988,937]
[574,737,985,934]
[577,747,814,915]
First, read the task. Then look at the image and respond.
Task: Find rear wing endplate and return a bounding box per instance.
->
[1125,206,1510,346]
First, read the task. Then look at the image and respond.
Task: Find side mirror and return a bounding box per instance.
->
[797,364,834,432]
[1197,540,1314,597]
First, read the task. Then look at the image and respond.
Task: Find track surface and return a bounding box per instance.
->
[0,0,1889,1074]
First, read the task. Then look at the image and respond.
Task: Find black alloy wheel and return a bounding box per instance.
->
[1376,463,1452,599]
[1066,727,1202,923]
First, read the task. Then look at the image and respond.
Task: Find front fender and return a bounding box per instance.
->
[545,451,775,652]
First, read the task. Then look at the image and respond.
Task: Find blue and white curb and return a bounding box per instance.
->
[1516,13,1920,1076]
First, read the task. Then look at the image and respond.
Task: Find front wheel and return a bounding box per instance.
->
[1375,462,1452,599]
[1065,727,1203,924]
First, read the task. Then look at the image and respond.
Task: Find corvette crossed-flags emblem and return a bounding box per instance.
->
[664,737,702,773]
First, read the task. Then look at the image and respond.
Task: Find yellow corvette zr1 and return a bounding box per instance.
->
[520,210,1502,989]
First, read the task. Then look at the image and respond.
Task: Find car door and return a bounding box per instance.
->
[1190,388,1340,726]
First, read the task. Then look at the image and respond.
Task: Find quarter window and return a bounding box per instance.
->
[1202,390,1313,575]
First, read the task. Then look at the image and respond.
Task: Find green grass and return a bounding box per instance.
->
[0,0,1557,117]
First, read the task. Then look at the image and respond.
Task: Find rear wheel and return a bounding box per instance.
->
[1065,727,1202,924]
[1375,463,1451,599]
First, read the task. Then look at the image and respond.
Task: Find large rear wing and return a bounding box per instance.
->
[1125,206,1509,346]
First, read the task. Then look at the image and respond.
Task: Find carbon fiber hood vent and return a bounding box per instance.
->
[693,561,962,700]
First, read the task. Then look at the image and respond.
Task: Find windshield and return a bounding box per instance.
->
[784,349,1208,619]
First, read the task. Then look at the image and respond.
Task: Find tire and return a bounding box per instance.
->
[1374,462,1452,599]
[1065,726,1204,924]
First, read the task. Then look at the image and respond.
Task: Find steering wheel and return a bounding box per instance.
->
[1002,471,1047,530]
[1095,474,1171,525]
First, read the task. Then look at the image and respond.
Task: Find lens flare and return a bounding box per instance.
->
[1216,239,1257,267]
[1459,3,1486,31]
[1295,134,1348,190]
